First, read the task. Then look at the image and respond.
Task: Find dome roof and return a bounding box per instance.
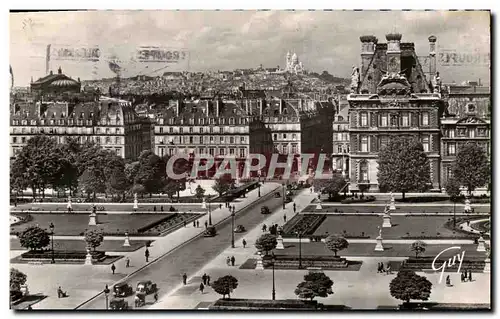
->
[386,32,402,41]
[49,79,80,87]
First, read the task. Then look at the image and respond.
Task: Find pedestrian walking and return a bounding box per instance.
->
[293,203,296,213]
[242,239,247,248]
[376,262,380,273]
[111,263,116,274]
[446,275,452,287]
[182,273,187,285]
[386,265,391,275]
[207,275,211,286]
[196,220,200,228]
[126,257,130,268]
[283,214,287,223]
[154,292,158,303]
[262,224,267,232]
[57,286,63,298]
[193,220,196,227]
[461,272,465,282]
[145,248,150,262]
[380,263,385,274]
[468,269,472,282]
[205,221,208,229]
[219,204,222,210]
[231,256,235,266]
[183,221,187,227]
[226,256,231,266]
[202,273,207,285]
[199,282,205,294]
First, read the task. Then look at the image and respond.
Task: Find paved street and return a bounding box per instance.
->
[78,183,295,309]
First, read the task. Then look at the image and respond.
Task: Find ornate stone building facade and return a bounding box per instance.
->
[440,84,491,186]
[348,33,444,192]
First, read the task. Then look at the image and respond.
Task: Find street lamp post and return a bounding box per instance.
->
[208,199,212,226]
[282,183,286,210]
[258,175,261,198]
[104,285,110,310]
[49,222,55,264]
[296,231,302,269]
[453,198,456,229]
[231,206,235,248]
[271,252,276,300]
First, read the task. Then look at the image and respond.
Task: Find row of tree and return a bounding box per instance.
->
[10,135,237,200]
[312,138,490,199]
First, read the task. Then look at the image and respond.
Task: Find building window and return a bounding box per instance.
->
[422,136,429,152]
[220,148,225,156]
[230,136,235,144]
[169,127,173,133]
[229,148,235,155]
[292,133,297,140]
[13,137,17,143]
[422,112,429,126]
[283,133,287,139]
[210,136,214,143]
[478,128,487,136]
[457,128,466,136]
[189,136,193,144]
[220,136,224,144]
[240,136,245,144]
[189,127,193,133]
[209,148,214,156]
[292,144,297,154]
[159,127,163,133]
[180,127,184,134]
[380,113,388,127]
[402,113,409,127]
[200,127,204,134]
[360,161,368,182]
[360,113,368,126]
[467,104,476,113]
[239,148,246,158]
[115,137,120,144]
[105,137,111,144]
[448,143,456,156]
[338,145,343,153]
[229,118,235,125]
[209,127,214,133]
[360,136,368,152]
[449,129,455,138]
[96,137,101,144]
[273,134,277,140]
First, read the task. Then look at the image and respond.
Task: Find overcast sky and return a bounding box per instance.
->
[10,10,490,86]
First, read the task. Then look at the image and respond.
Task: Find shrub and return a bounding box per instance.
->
[18,226,50,251]
[340,196,376,204]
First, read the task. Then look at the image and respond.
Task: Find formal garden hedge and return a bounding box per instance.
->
[21,250,106,261]
[340,196,376,204]
[209,298,322,310]
[282,214,327,236]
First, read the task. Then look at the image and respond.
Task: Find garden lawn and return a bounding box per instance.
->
[9,213,181,236]
[10,238,148,252]
[313,215,475,239]
[11,203,204,213]
[278,242,486,258]
[303,205,490,214]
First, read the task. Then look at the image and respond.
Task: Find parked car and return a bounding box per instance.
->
[136,280,157,295]
[113,283,133,297]
[285,196,293,203]
[261,206,271,214]
[204,226,217,237]
[234,225,246,233]
[109,298,129,310]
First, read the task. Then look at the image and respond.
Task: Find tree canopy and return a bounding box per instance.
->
[18,226,51,251]
[453,142,490,194]
[255,233,277,255]
[389,270,432,304]
[377,137,431,199]
[84,228,104,251]
[324,234,349,257]
[212,275,238,299]
[410,240,427,258]
[10,268,27,292]
[295,272,334,301]
[212,174,235,196]
[445,177,461,201]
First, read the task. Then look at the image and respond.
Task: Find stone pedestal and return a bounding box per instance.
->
[88,212,97,226]
[483,257,490,273]
[464,198,471,213]
[84,248,93,265]
[255,252,264,270]
[123,232,131,247]
[201,198,206,209]
[276,235,284,250]
[374,235,384,251]
[133,200,138,210]
[67,196,72,212]
[477,236,486,252]
[382,213,392,228]
[390,195,396,211]
[20,284,29,296]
